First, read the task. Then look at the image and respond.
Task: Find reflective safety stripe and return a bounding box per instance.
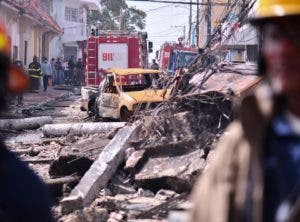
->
[30,75,42,78]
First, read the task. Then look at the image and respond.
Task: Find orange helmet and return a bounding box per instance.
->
[0,21,28,93]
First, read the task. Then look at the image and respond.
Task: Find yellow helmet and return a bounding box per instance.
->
[255,0,300,20]
[0,22,10,55]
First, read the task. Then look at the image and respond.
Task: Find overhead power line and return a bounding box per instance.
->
[127,0,232,6]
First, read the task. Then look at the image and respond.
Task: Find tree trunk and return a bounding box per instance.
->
[0,116,53,131]
[42,122,126,137]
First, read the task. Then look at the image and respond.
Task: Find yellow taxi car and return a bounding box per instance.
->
[95,68,170,121]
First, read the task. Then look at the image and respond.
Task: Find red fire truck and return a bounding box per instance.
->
[158,39,198,74]
[81,31,151,111]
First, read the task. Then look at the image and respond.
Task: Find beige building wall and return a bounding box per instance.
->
[198,0,228,48]
[0,5,20,61]
[0,2,60,68]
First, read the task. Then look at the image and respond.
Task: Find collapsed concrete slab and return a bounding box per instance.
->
[134,149,206,193]
[49,135,111,177]
[125,150,146,174]
[60,125,139,214]
[42,122,126,137]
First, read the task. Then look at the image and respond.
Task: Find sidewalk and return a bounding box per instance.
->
[6,86,71,117]
[21,86,70,106]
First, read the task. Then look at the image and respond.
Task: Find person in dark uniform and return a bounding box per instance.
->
[0,22,54,222]
[28,56,43,92]
[68,56,76,86]
[150,59,159,70]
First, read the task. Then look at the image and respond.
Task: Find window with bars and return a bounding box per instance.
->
[65,7,79,22]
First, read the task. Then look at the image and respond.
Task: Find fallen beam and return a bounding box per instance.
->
[0,116,53,131]
[45,176,80,186]
[23,158,54,164]
[60,125,138,214]
[42,122,126,137]
[12,148,39,156]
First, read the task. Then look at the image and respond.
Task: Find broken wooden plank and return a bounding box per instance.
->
[0,116,53,131]
[60,125,139,214]
[42,122,126,137]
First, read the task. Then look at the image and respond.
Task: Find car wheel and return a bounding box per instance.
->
[120,107,132,122]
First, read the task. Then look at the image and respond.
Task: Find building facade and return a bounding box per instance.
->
[197,0,258,62]
[0,0,62,68]
[48,0,100,60]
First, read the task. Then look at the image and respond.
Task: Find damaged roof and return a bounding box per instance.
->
[189,62,263,96]
[2,0,63,33]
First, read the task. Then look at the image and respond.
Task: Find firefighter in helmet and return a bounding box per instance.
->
[0,22,54,221]
[190,0,300,221]
[28,55,43,92]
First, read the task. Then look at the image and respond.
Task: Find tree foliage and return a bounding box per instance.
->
[88,0,146,31]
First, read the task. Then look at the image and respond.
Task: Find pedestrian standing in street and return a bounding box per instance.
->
[0,20,54,222]
[28,56,43,92]
[41,57,52,92]
[55,57,63,85]
[190,1,300,222]
[150,59,159,70]
[50,58,56,86]
[76,58,84,86]
[68,56,76,85]
[63,58,70,85]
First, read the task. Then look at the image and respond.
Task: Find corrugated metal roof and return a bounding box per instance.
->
[3,0,63,33]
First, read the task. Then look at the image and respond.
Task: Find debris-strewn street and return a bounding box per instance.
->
[2,60,261,222]
[5,0,291,221]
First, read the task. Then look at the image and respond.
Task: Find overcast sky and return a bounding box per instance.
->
[126,0,195,60]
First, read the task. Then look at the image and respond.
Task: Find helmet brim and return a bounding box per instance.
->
[248,13,300,26]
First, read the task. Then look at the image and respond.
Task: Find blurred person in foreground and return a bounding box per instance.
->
[0,22,54,222]
[12,60,24,105]
[190,0,300,222]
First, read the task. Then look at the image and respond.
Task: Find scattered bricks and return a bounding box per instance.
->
[60,125,139,214]
[59,207,108,222]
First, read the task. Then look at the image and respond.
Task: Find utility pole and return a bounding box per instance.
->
[188,0,192,45]
[196,0,200,47]
[119,9,123,31]
[207,0,212,44]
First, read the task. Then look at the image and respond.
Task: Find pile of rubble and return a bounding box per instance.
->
[53,62,262,221]
[2,62,262,221]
